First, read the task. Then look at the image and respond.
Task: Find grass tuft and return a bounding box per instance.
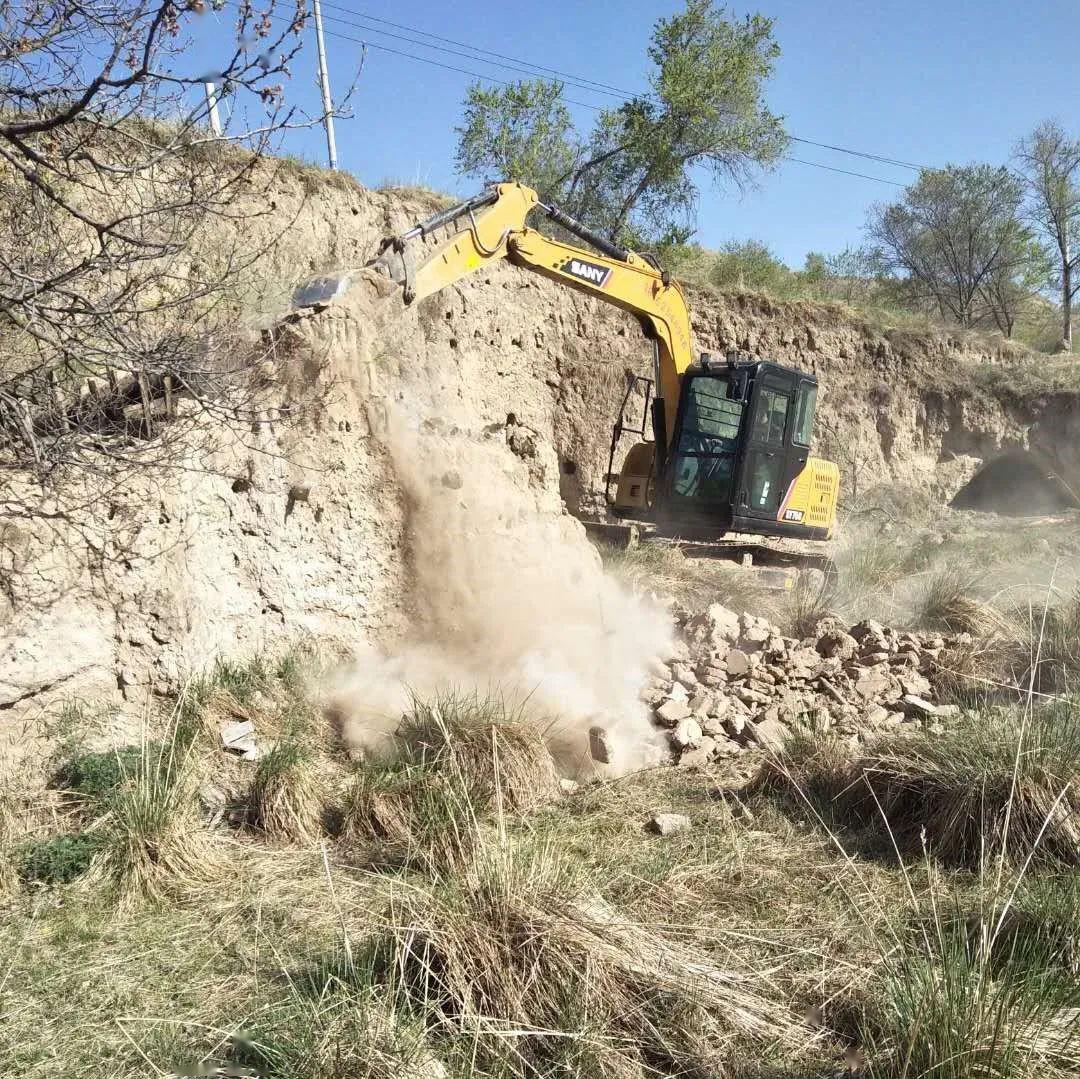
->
[245,739,326,844]
[396,690,559,814]
[857,919,1080,1078]
[86,738,224,906]
[372,838,802,1077]
[774,703,1080,868]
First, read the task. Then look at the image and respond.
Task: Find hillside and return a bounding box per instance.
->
[4,161,1080,1079]
[2,164,1078,726]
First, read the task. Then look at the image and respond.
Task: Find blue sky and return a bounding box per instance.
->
[189,0,1079,267]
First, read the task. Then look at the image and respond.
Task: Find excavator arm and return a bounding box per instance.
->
[369,182,694,452]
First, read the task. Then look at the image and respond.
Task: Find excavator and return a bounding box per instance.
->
[299,181,840,572]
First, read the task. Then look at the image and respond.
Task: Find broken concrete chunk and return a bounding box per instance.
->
[220,719,261,760]
[588,726,613,764]
[647,812,692,836]
[655,698,691,726]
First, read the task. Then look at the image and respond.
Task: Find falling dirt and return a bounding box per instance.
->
[328,404,674,777]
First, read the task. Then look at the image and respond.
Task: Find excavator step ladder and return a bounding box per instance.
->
[605,373,654,505]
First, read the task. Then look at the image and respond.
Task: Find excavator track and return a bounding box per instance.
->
[582,520,835,591]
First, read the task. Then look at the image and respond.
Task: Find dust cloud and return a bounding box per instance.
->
[329,406,674,777]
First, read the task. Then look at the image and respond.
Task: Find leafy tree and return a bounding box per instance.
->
[454,1,787,246]
[867,165,1034,331]
[1015,119,1080,352]
[709,240,790,291]
[455,80,578,204]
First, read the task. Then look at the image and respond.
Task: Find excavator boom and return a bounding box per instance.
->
[362,181,840,554]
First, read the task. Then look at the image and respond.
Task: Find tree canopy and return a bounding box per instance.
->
[454,0,788,248]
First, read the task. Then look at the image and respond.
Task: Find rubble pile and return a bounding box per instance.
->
[640,603,966,768]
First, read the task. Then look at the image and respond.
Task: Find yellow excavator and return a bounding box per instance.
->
[309,181,841,561]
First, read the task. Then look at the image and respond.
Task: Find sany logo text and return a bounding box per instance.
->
[561,258,611,288]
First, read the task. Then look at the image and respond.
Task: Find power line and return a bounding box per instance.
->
[258,8,608,110]
[318,0,634,98]
[253,6,921,186]
[791,136,929,173]
[784,155,906,186]
[317,0,936,176]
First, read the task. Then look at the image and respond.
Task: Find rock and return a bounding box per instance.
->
[860,650,891,665]
[655,698,691,726]
[700,666,728,687]
[935,703,961,718]
[649,659,673,681]
[665,682,690,704]
[901,694,938,717]
[671,717,703,749]
[688,691,714,716]
[850,619,886,643]
[749,717,792,751]
[678,736,717,769]
[559,778,579,794]
[724,713,747,738]
[816,631,858,660]
[854,667,891,699]
[673,663,699,689]
[589,726,613,764]
[861,703,890,727]
[647,812,692,836]
[638,678,669,706]
[725,649,752,677]
[899,672,932,698]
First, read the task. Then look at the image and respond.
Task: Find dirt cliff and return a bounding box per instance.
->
[2,165,1076,737]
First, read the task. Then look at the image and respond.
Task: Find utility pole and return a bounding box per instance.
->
[204,80,222,136]
[311,0,338,170]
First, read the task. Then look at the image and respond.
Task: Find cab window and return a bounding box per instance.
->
[751,387,789,445]
[793,382,817,446]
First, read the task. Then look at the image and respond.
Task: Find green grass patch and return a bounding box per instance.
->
[17,833,100,885]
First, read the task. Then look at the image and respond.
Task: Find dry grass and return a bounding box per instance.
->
[245,739,326,844]
[772,704,1080,869]
[341,690,559,869]
[373,837,805,1078]
[83,739,225,907]
[395,690,560,814]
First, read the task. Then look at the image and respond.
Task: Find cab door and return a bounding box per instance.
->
[737,370,795,521]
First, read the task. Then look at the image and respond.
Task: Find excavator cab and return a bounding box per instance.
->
[611,355,839,542]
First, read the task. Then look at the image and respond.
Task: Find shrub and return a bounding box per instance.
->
[17,833,99,885]
[59,744,156,804]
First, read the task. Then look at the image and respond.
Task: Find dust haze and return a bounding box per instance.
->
[329,404,673,777]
